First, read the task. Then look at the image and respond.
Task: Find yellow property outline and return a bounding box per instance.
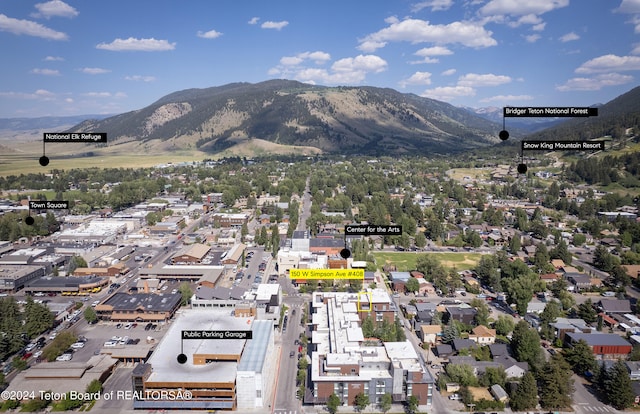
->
[289,269,364,280]
[357,290,372,312]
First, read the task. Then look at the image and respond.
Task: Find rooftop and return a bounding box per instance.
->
[101,292,181,312]
[146,309,254,384]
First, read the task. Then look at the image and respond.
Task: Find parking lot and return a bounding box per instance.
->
[33,318,170,366]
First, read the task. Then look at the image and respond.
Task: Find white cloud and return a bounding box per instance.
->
[357,18,497,52]
[261,21,289,30]
[30,68,60,76]
[0,90,55,100]
[525,34,541,43]
[458,73,512,87]
[441,68,457,76]
[560,32,579,42]
[125,75,157,82]
[0,14,68,40]
[44,55,64,61]
[332,55,388,74]
[84,92,113,98]
[421,86,476,101]
[575,54,640,73]
[411,0,454,12]
[480,94,535,103]
[79,67,110,75]
[556,73,634,91]
[358,41,388,53]
[269,54,388,85]
[280,51,331,66]
[411,46,454,63]
[633,15,640,33]
[508,14,543,28]
[615,0,640,13]
[632,44,640,55]
[197,29,223,39]
[399,71,432,88]
[248,17,260,25]
[35,89,55,97]
[280,56,303,66]
[532,23,546,31]
[415,46,454,56]
[96,37,176,52]
[32,1,78,19]
[479,0,570,17]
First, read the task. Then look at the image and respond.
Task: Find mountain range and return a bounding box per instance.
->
[0,115,112,131]
[2,80,639,157]
[67,79,505,156]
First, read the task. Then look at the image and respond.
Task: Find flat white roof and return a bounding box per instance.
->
[255,283,280,301]
[146,309,254,384]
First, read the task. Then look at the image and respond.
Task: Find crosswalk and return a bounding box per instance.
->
[578,405,615,412]
[274,410,297,414]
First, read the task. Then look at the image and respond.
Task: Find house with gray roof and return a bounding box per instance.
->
[452,339,477,352]
[598,299,632,315]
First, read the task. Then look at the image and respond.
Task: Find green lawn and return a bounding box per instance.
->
[371,251,483,272]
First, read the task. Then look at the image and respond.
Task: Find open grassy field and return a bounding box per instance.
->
[371,251,483,272]
[0,136,322,176]
[446,168,491,182]
[0,152,209,176]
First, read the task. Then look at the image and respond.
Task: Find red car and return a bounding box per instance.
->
[21,352,32,360]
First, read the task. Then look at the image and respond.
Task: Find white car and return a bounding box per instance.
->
[71,342,85,349]
[103,341,117,347]
[449,394,460,400]
[56,353,72,361]
[124,323,132,329]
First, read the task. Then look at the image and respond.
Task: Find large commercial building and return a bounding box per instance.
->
[307,289,434,407]
[211,213,250,228]
[0,265,46,292]
[171,243,211,264]
[94,292,182,322]
[53,220,127,245]
[24,275,108,295]
[139,264,224,284]
[131,309,276,410]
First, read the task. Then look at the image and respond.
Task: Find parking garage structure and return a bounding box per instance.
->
[131,309,275,411]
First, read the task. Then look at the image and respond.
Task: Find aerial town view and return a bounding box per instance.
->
[2,1,640,414]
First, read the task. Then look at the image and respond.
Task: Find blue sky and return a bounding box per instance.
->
[1,0,640,117]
